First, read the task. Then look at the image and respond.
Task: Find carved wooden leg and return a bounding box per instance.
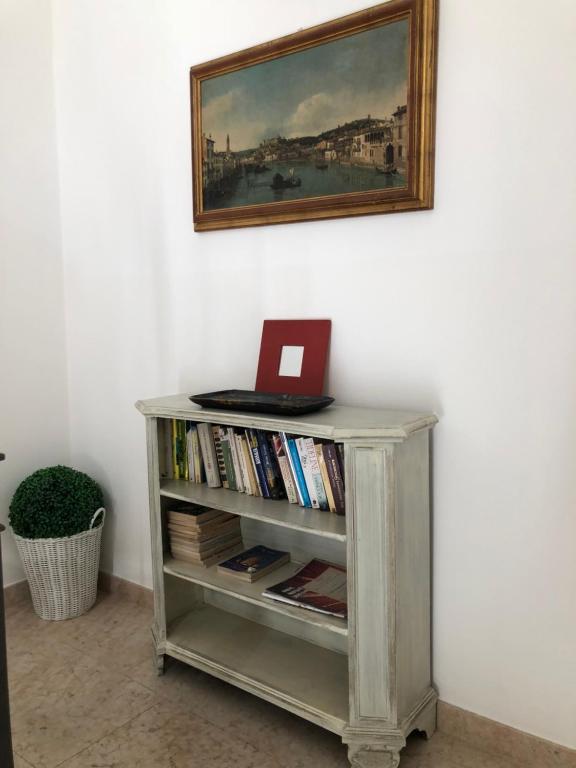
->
[412,696,437,740]
[348,744,402,768]
[154,649,165,676]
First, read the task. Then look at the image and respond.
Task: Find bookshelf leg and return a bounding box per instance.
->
[154,650,165,676]
[412,696,437,740]
[348,745,401,768]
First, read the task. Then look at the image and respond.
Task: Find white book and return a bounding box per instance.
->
[304,437,329,511]
[197,422,221,488]
[235,433,253,495]
[280,432,304,506]
[296,437,320,509]
[227,427,244,493]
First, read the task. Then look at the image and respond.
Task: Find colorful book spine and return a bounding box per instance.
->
[316,443,337,513]
[304,437,329,510]
[296,437,320,508]
[272,434,298,504]
[287,438,311,507]
[244,430,262,496]
[219,428,237,490]
[323,443,345,515]
[172,419,180,480]
[212,425,228,488]
[247,429,270,498]
[257,431,284,499]
[191,425,203,483]
[281,433,304,506]
[197,422,221,488]
[235,433,253,495]
[227,428,244,493]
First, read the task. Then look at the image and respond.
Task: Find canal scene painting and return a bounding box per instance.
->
[190,1,438,229]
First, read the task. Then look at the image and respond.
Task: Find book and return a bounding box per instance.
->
[172,419,180,480]
[296,437,319,508]
[262,559,347,618]
[197,423,221,488]
[211,425,229,488]
[161,419,173,479]
[166,503,226,527]
[180,421,189,481]
[287,437,311,507]
[280,432,305,506]
[257,431,285,500]
[323,444,345,515]
[191,425,204,483]
[167,516,240,540]
[170,530,241,555]
[316,443,337,513]
[171,541,243,567]
[239,433,258,495]
[227,427,244,493]
[247,429,270,498]
[272,434,299,504]
[217,545,290,582]
[304,437,329,511]
[219,428,237,490]
[235,433,253,495]
[244,430,263,496]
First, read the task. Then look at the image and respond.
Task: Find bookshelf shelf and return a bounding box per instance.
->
[160,479,347,541]
[138,393,438,768]
[164,556,348,636]
[165,605,349,734]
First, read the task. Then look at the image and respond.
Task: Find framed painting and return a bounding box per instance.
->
[190,0,438,231]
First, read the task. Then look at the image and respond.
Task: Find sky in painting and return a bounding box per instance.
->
[201,18,409,153]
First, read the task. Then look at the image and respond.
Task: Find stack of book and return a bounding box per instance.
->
[161,419,346,515]
[167,503,243,567]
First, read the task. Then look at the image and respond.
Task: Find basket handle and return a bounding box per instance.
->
[90,507,106,529]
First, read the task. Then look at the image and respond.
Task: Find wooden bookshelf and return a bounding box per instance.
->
[137,394,438,768]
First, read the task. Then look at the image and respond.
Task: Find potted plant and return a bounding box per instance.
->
[9,465,105,621]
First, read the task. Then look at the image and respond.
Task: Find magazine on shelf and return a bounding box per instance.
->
[262,558,347,619]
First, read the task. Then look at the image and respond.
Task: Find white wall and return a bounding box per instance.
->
[51,0,576,749]
[0,0,69,585]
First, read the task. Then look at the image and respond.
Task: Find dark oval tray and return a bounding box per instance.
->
[189,390,334,416]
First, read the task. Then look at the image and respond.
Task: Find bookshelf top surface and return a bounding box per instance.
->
[136,393,437,440]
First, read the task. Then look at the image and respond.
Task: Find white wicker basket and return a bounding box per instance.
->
[13,508,105,621]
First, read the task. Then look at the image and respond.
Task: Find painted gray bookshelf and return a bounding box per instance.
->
[136,394,438,768]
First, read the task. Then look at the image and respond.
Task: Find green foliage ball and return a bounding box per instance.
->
[9,465,104,539]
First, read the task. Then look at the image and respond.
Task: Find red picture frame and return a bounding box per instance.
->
[255,320,331,396]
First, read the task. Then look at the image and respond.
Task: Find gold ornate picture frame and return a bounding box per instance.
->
[190,0,438,231]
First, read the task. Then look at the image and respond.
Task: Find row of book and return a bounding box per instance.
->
[162,419,346,515]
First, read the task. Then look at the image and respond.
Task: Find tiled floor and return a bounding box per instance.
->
[5,591,521,768]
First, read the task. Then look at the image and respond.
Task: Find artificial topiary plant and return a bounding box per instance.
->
[9,465,104,539]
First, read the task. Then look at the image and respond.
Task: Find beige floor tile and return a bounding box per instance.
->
[57,701,282,768]
[14,754,35,768]
[403,732,523,768]
[10,642,156,768]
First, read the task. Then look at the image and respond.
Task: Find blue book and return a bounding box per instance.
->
[287,438,312,508]
[217,545,290,582]
[247,429,270,498]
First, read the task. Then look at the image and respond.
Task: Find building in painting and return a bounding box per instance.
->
[351,120,394,166]
[202,133,216,184]
[392,105,407,171]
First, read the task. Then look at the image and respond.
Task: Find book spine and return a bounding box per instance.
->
[244,430,262,496]
[296,437,320,509]
[323,443,345,515]
[186,422,195,481]
[304,437,329,510]
[247,429,270,498]
[180,421,189,481]
[172,419,180,480]
[287,438,311,507]
[212,425,229,488]
[281,433,304,506]
[257,431,284,499]
[227,428,244,493]
[191,426,203,483]
[316,443,336,513]
[336,443,346,487]
[197,423,221,488]
[162,419,173,479]
[272,435,299,504]
[219,428,237,490]
[235,433,253,495]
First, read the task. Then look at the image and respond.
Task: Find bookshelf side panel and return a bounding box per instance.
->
[146,417,167,647]
[346,442,395,726]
